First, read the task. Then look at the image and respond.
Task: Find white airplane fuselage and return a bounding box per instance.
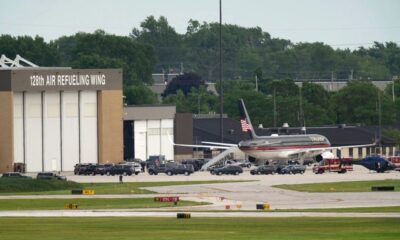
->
[238,134,331,160]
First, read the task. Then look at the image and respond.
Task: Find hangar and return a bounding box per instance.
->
[124,105,175,161]
[0,66,123,173]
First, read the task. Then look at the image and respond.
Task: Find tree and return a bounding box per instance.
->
[162,72,204,97]
[131,16,185,72]
[55,30,156,86]
[124,84,158,105]
[0,35,60,66]
[333,81,395,125]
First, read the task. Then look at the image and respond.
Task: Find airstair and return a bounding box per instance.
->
[201,146,239,171]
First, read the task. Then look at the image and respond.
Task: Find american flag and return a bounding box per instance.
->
[240,118,251,132]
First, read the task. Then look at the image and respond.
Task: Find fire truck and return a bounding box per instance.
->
[312,158,353,174]
[388,156,400,171]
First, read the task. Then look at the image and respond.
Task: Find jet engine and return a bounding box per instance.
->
[315,151,334,162]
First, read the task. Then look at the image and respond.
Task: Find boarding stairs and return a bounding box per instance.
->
[201,146,239,171]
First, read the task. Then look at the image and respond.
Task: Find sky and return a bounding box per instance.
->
[1,0,399,49]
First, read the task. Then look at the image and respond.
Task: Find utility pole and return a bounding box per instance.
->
[299,87,305,128]
[255,75,258,92]
[219,0,224,143]
[392,76,396,103]
[273,88,277,128]
[180,62,184,74]
[378,91,382,151]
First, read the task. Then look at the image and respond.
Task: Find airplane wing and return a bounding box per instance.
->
[166,132,232,150]
[288,143,377,158]
[201,141,237,147]
[304,143,377,153]
[172,142,232,150]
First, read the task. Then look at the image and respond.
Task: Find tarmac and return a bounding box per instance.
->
[1,165,400,217]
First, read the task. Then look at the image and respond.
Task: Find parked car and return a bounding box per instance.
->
[210,165,243,175]
[165,164,194,176]
[1,172,31,178]
[236,160,252,168]
[146,155,166,168]
[36,172,66,180]
[181,159,206,171]
[120,162,141,175]
[106,165,135,176]
[74,164,97,175]
[279,165,306,174]
[250,165,275,175]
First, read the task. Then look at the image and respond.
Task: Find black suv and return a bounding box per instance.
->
[210,165,243,175]
[94,164,114,175]
[74,164,97,175]
[181,159,206,171]
[250,165,275,175]
[1,172,31,178]
[37,172,66,180]
[280,165,306,174]
[106,165,134,176]
[165,164,194,176]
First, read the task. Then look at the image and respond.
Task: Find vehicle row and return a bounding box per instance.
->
[250,164,306,175]
[1,172,66,180]
[147,162,195,176]
[74,163,141,176]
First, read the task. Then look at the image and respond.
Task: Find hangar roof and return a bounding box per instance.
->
[192,116,395,147]
[124,105,176,120]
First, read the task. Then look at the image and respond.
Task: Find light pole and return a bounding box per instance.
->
[219,0,224,143]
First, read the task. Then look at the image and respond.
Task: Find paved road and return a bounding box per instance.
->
[0,210,399,218]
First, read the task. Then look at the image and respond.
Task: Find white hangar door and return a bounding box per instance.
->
[43,92,61,171]
[161,119,174,160]
[13,92,24,164]
[61,92,80,171]
[24,92,43,172]
[147,120,161,158]
[134,120,147,161]
[79,91,98,164]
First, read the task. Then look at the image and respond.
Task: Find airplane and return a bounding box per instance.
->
[348,156,396,173]
[172,99,376,166]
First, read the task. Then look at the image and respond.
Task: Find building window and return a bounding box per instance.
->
[358,147,362,157]
[382,147,386,155]
[349,148,353,157]
[366,147,370,156]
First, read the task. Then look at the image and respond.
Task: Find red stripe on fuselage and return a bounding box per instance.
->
[239,144,330,151]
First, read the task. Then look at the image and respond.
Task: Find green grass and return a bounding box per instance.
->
[0,178,82,193]
[0,198,208,210]
[0,179,243,195]
[274,206,400,213]
[274,179,400,192]
[0,217,399,240]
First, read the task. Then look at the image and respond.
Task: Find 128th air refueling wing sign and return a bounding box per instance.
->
[0,68,122,91]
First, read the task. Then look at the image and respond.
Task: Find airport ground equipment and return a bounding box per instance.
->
[200,146,239,171]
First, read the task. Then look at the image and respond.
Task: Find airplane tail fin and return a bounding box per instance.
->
[238,99,258,139]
